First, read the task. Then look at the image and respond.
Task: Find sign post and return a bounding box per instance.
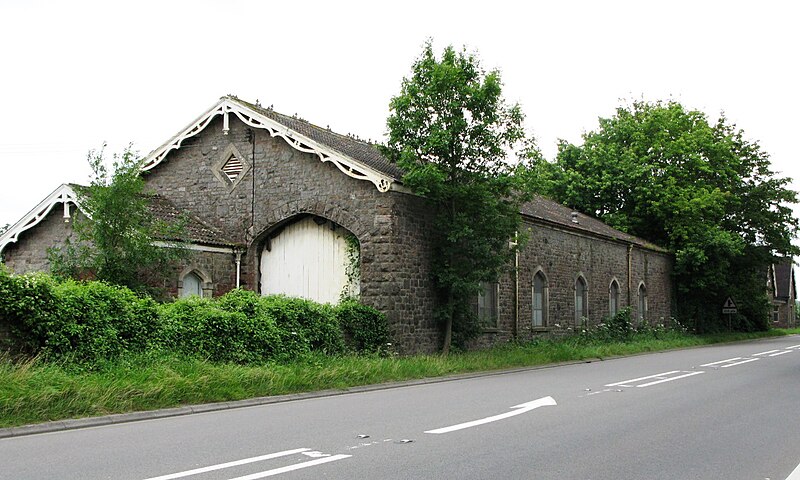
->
[722,297,737,331]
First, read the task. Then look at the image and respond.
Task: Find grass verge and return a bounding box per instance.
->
[1,328,798,429]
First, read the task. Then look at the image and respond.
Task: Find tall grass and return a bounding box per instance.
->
[1,328,796,429]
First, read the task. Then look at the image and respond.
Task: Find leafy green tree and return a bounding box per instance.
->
[383,42,535,353]
[550,100,798,331]
[49,145,188,295]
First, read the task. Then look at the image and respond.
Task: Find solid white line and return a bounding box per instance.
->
[786,460,800,480]
[424,396,557,434]
[227,455,352,480]
[636,371,705,387]
[720,358,760,368]
[700,357,742,367]
[604,371,680,387]
[752,350,781,356]
[142,448,311,480]
[770,350,794,357]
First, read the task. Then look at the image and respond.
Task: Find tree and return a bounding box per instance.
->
[382,42,535,353]
[549,100,798,331]
[49,144,189,295]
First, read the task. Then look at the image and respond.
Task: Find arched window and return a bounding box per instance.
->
[181,271,203,298]
[609,279,620,317]
[575,276,588,324]
[532,271,547,327]
[638,283,648,321]
[477,282,499,327]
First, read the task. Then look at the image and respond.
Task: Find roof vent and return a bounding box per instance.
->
[221,154,243,182]
[571,212,579,224]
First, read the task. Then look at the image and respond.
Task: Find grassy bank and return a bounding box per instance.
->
[2,328,797,429]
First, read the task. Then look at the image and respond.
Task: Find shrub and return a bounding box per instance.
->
[258,295,345,356]
[43,280,160,363]
[336,299,389,353]
[0,267,60,354]
[159,296,287,364]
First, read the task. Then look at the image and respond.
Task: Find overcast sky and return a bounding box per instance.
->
[1,0,798,235]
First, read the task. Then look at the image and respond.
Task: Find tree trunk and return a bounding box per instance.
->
[442,314,453,356]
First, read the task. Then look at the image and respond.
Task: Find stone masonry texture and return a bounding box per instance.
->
[2,112,673,354]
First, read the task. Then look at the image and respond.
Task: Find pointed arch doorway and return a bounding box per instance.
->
[259,215,359,304]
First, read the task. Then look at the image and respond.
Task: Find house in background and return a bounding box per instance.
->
[0,96,673,353]
[768,259,796,328]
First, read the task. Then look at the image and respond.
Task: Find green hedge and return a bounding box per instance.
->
[0,268,389,366]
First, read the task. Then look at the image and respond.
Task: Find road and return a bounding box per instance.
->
[2,336,800,479]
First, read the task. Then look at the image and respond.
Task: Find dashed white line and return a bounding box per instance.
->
[700,357,742,367]
[720,358,760,368]
[604,371,681,387]
[635,371,705,387]
[143,448,311,480]
[227,455,352,480]
[770,350,794,357]
[752,350,781,356]
[786,344,800,350]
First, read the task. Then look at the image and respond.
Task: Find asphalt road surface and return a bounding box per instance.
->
[3,336,800,479]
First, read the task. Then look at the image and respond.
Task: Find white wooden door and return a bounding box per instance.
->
[260,216,354,304]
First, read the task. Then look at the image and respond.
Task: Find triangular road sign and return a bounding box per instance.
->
[723,297,737,309]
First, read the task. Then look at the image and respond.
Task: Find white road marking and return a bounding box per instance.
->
[786,459,800,480]
[227,455,352,480]
[786,344,800,350]
[700,357,742,367]
[770,350,794,357]
[143,448,311,480]
[635,371,705,387]
[753,350,781,356]
[604,371,680,387]
[720,358,760,368]
[424,396,557,434]
[301,451,331,458]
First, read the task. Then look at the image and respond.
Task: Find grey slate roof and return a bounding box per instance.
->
[148,194,237,247]
[229,97,405,179]
[774,259,795,300]
[521,195,666,251]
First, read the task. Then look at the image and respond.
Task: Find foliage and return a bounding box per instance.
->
[158,296,286,364]
[548,100,798,331]
[48,144,189,295]
[0,266,60,354]
[2,328,793,428]
[340,233,361,301]
[382,41,537,353]
[3,269,394,365]
[336,299,390,354]
[0,267,160,364]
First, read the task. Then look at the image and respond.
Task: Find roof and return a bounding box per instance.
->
[0,184,237,254]
[774,258,795,300]
[232,97,405,179]
[141,96,400,192]
[147,194,237,247]
[520,195,666,251]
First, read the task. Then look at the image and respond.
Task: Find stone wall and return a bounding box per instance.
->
[143,115,440,353]
[1,113,676,355]
[2,206,75,274]
[469,218,673,348]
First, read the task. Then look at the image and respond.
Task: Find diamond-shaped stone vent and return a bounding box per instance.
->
[221,155,243,182]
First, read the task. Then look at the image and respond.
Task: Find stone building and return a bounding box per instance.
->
[768,259,796,328]
[0,96,673,352]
